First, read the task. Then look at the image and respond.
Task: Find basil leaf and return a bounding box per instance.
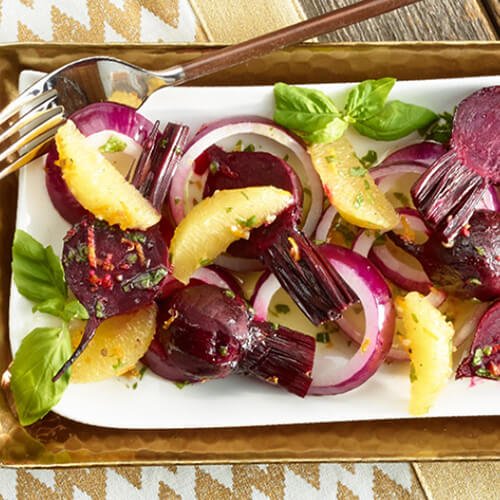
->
[62,300,89,322]
[33,297,67,317]
[274,82,340,133]
[419,110,454,144]
[11,326,72,426]
[305,117,348,143]
[345,78,396,121]
[353,101,438,141]
[12,230,67,307]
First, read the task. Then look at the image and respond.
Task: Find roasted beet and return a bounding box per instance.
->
[53,216,169,380]
[199,145,356,325]
[52,121,189,380]
[142,284,315,397]
[388,210,500,301]
[456,300,500,380]
[412,86,500,243]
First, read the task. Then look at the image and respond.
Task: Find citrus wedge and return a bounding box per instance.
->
[308,137,399,230]
[170,186,294,284]
[70,304,157,383]
[55,120,160,230]
[398,292,454,416]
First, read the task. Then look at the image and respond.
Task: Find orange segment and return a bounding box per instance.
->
[55,120,160,230]
[170,186,294,284]
[70,304,157,383]
[308,137,399,231]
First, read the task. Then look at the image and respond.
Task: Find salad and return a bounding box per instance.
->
[4,77,499,427]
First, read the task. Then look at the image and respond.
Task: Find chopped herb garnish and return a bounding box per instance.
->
[467,277,482,286]
[272,322,279,330]
[219,346,228,356]
[283,154,289,162]
[353,193,364,209]
[126,253,138,264]
[126,232,147,243]
[98,135,127,153]
[393,192,410,206]
[349,166,367,177]
[237,215,257,228]
[359,150,378,169]
[199,258,213,267]
[313,239,326,246]
[244,144,255,152]
[316,332,330,343]
[225,207,233,213]
[139,366,147,379]
[275,304,290,314]
[240,191,249,200]
[132,382,138,390]
[113,359,125,371]
[95,299,106,319]
[472,347,485,366]
[233,139,243,151]
[325,155,335,163]
[475,246,486,257]
[209,161,219,174]
[174,198,181,205]
[175,147,183,155]
[364,180,370,190]
[175,381,190,389]
[411,313,419,323]
[121,266,168,292]
[224,289,236,299]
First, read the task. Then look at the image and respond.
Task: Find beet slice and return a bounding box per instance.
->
[200,145,356,325]
[456,301,500,380]
[412,86,500,243]
[143,284,315,397]
[388,210,500,301]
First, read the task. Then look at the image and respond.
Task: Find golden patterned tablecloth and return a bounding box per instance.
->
[0,1,498,499]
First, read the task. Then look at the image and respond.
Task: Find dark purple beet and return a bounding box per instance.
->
[412,86,500,243]
[143,284,315,397]
[52,122,189,381]
[456,300,500,380]
[199,145,356,325]
[388,210,500,301]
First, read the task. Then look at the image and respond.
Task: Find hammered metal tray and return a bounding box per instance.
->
[1,42,499,467]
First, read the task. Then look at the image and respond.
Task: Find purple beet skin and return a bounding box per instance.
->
[456,300,500,380]
[142,284,315,397]
[197,145,356,325]
[388,210,500,301]
[412,86,500,243]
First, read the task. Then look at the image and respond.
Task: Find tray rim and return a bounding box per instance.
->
[1,41,500,467]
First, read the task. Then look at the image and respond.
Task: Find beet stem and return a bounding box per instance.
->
[262,228,356,325]
[242,321,315,397]
[411,149,488,243]
[52,315,101,382]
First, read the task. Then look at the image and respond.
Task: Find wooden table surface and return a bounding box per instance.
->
[299,0,499,41]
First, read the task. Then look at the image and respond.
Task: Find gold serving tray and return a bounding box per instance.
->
[1,42,500,467]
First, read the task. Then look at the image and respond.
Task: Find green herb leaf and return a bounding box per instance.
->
[419,110,454,144]
[359,150,378,169]
[275,304,290,314]
[98,135,127,153]
[353,101,438,141]
[345,78,396,121]
[62,300,89,322]
[304,117,349,144]
[12,230,67,309]
[274,82,340,133]
[10,326,72,426]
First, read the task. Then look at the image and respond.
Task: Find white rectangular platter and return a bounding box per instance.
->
[9,71,500,429]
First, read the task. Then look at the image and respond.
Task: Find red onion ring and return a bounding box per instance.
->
[168,116,323,272]
[45,102,153,224]
[314,205,337,243]
[380,141,447,168]
[251,245,395,395]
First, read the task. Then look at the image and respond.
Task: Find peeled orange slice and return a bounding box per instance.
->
[398,292,454,416]
[309,137,399,231]
[55,120,160,230]
[170,186,294,284]
[70,304,157,383]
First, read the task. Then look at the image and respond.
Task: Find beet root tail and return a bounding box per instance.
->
[242,321,315,397]
[52,315,101,382]
[261,228,356,325]
[411,149,488,244]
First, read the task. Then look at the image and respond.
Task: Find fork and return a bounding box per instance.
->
[0,0,423,181]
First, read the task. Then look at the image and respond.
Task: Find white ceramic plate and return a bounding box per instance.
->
[9,71,500,429]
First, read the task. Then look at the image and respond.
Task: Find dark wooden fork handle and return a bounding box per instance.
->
[174,0,424,85]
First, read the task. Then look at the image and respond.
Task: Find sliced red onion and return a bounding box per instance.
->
[351,208,432,294]
[168,116,323,272]
[477,185,500,211]
[45,102,153,224]
[309,245,394,394]
[453,301,490,348]
[251,245,395,395]
[314,205,337,242]
[380,141,447,168]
